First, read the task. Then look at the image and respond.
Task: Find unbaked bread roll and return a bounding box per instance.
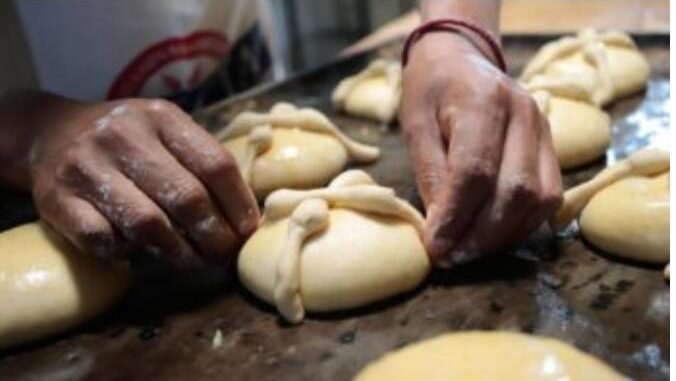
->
[552,148,669,264]
[580,172,669,263]
[238,170,429,323]
[527,76,611,169]
[354,331,626,381]
[521,29,650,106]
[219,103,380,199]
[332,59,402,124]
[0,222,130,349]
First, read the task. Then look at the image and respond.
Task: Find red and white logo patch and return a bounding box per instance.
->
[107,30,229,99]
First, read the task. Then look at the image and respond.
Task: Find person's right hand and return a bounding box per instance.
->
[30,98,259,268]
[400,33,563,267]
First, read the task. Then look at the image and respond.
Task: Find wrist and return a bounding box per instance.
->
[402,18,506,71]
[420,0,499,35]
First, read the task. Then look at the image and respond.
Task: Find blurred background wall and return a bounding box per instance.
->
[269,0,669,74]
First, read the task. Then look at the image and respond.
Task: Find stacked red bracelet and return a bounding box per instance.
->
[402,18,507,72]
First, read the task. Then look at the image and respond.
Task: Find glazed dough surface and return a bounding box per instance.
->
[223,129,349,199]
[238,170,429,323]
[580,172,669,263]
[354,331,626,381]
[528,77,610,169]
[240,209,427,310]
[220,103,380,199]
[0,222,130,349]
[332,59,402,123]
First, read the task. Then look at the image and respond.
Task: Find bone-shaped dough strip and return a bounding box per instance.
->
[520,29,637,83]
[327,168,377,188]
[581,41,614,105]
[550,148,670,231]
[264,185,425,236]
[274,198,330,323]
[240,124,272,182]
[524,75,596,105]
[218,102,380,163]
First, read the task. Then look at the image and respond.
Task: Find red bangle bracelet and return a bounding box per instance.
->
[402,18,507,72]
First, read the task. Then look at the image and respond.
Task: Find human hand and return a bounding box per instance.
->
[400,33,562,267]
[30,98,259,268]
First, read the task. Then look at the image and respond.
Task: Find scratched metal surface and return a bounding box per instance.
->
[0,35,669,381]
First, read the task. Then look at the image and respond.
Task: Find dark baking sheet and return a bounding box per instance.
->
[0,34,669,381]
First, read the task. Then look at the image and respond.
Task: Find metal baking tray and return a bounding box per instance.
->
[0,34,669,381]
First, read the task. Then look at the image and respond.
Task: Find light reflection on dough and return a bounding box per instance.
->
[279,145,300,159]
[17,268,50,289]
[353,331,626,381]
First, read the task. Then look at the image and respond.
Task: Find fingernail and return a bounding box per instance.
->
[239,214,259,237]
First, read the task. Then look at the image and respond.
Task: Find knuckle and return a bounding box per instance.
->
[540,188,564,211]
[146,98,177,114]
[172,182,209,210]
[95,118,128,142]
[488,79,511,102]
[401,124,418,146]
[458,158,498,188]
[126,208,165,233]
[58,148,94,182]
[73,225,114,252]
[505,175,540,202]
[202,151,240,180]
[416,167,444,189]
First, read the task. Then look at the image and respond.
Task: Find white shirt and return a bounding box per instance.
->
[9,0,274,103]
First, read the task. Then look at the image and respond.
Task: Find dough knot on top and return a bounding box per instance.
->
[218,102,381,199]
[267,170,425,323]
[220,102,380,163]
[525,75,597,109]
[520,29,649,106]
[264,170,425,234]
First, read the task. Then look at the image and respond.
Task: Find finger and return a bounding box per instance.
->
[37,191,126,259]
[65,158,202,269]
[149,101,259,238]
[455,95,543,258]
[400,91,448,208]
[93,113,239,261]
[424,97,508,266]
[513,116,563,239]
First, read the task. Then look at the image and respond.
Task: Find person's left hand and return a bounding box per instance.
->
[400,32,563,266]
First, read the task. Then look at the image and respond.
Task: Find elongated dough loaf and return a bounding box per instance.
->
[0,222,130,349]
